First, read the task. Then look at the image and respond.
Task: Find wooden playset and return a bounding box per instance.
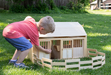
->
[27,22,105,71]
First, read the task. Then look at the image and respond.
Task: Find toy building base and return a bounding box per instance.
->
[32,48,105,71]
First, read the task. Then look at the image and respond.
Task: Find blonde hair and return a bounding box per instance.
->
[38,16,55,33]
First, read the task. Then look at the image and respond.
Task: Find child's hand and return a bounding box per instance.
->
[45,49,52,54]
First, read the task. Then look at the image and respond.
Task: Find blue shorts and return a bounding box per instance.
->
[5,37,32,51]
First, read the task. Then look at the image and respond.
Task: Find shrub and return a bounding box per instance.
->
[66,1,87,13]
[8,0,89,13]
[34,0,49,14]
[9,4,25,13]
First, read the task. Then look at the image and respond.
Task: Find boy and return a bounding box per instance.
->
[2,16,55,68]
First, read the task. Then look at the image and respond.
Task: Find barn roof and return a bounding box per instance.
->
[39,22,87,38]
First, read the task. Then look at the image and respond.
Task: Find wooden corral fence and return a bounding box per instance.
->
[34,48,105,71]
[0,0,79,10]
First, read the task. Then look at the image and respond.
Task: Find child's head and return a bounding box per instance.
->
[38,16,55,34]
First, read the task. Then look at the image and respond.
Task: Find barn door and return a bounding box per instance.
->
[62,40,72,59]
[73,39,84,58]
[39,41,51,59]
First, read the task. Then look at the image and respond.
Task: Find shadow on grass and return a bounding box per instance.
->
[0,13,111,75]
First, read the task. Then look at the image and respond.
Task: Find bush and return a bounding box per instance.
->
[8,0,89,13]
[80,0,89,7]
[45,0,56,10]
[66,1,87,13]
[9,4,25,13]
[0,9,8,13]
[34,0,49,14]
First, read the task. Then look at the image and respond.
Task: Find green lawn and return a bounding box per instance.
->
[0,10,111,75]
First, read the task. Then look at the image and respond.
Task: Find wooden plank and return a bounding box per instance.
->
[43,63,52,68]
[83,37,87,57]
[80,60,92,64]
[42,58,52,63]
[53,67,66,70]
[92,56,102,60]
[63,48,72,49]
[66,64,80,68]
[88,48,97,52]
[34,59,42,66]
[67,48,72,58]
[63,49,67,58]
[39,37,85,41]
[36,57,41,62]
[102,56,105,60]
[56,45,60,51]
[93,61,102,66]
[105,3,111,4]
[101,6,111,7]
[80,66,93,69]
[39,39,51,41]
[88,53,97,56]
[93,66,102,69]
[60,40,63,59]
[102,61,105,65]
[72,39,73,59]
[65,59,80,63]
[97,52,105,56]
[34,56,41,62]
[49,41,51,58]
[34,57,42,66]
[73,47,84,58]
[52,62,65,66]
[62,37,85,41]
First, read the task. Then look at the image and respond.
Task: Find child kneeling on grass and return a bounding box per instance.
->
[2,16,55,68]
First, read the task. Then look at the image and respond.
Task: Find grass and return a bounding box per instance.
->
[0,9,111,75]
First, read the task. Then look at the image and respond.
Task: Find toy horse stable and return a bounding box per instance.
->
[27,22,105,71]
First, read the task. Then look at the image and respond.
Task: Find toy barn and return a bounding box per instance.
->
[27,22,105,71]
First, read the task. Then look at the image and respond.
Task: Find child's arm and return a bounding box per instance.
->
[35,45,52,54]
